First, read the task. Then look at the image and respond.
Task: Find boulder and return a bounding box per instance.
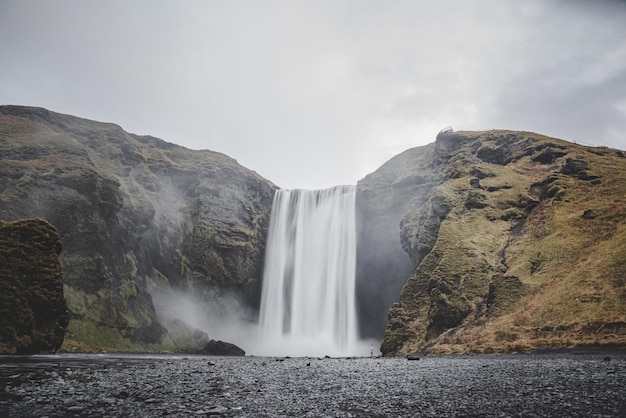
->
[202,339,245,356]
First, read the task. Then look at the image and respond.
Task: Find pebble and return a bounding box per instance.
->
[1,352,625,417]
[206,405,228,415]
[67,405,84,413]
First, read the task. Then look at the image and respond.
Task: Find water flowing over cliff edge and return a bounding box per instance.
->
[258,186,363,357]
[1,106,625,355]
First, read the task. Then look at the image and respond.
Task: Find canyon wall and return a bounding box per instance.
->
[0,105,276,352]
[358,130,626,355]
[2,105,624,355]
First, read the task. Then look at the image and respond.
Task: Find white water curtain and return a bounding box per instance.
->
[258,185,358,356]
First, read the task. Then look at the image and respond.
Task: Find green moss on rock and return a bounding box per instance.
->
[379,130,626,356]
[0,218,68,353]
[0,105,276,353]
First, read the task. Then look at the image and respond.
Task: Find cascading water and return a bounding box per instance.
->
[257,185,360,357]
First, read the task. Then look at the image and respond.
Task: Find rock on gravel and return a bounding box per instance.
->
[1,351,625,417]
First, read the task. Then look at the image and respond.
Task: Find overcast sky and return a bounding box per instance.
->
[1,1,625,189]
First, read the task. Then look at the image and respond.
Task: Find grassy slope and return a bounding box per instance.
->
[386,131,626,355]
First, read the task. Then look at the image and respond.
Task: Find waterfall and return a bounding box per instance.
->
[258,185,359,357]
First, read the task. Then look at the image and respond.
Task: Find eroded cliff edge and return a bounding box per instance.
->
[368,130,626,355]
[0,105,277,352]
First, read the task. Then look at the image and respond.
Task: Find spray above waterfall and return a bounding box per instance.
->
[257,185,369,357]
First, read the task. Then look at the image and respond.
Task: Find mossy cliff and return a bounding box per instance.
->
[367,130,626,355]
[2,105,624,355]
[0,218,68,353]
[0,105,276,352]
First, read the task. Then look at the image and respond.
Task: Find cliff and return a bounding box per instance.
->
[2,105,624,355]
[0,105,276,352]
[0,218,68,353]
[367,130,626,355]
[355,144,441,338]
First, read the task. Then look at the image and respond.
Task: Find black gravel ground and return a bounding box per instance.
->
[1,350,625,417]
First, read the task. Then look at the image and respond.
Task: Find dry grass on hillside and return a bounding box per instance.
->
[427,138,626,355]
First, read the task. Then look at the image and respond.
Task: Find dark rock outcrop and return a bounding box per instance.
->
[201,339,246,356]
[0,218,68,353]
[0,105,277,351]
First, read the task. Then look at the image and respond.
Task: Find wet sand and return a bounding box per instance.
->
[1,350,625,417]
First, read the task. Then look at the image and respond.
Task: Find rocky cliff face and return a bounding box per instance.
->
[3,105,624,355]
[0,106,276,352]
[371,130,626,355]
[355,144,442,338]
[0,218,68,353]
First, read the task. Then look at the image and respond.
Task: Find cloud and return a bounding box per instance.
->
[1,0,624,189]
[483,1,626,148]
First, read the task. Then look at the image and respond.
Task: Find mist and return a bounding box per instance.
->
[151,287,259,352]
[151,286,382,357]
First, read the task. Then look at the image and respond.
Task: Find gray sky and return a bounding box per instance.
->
[1,1,625,189]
